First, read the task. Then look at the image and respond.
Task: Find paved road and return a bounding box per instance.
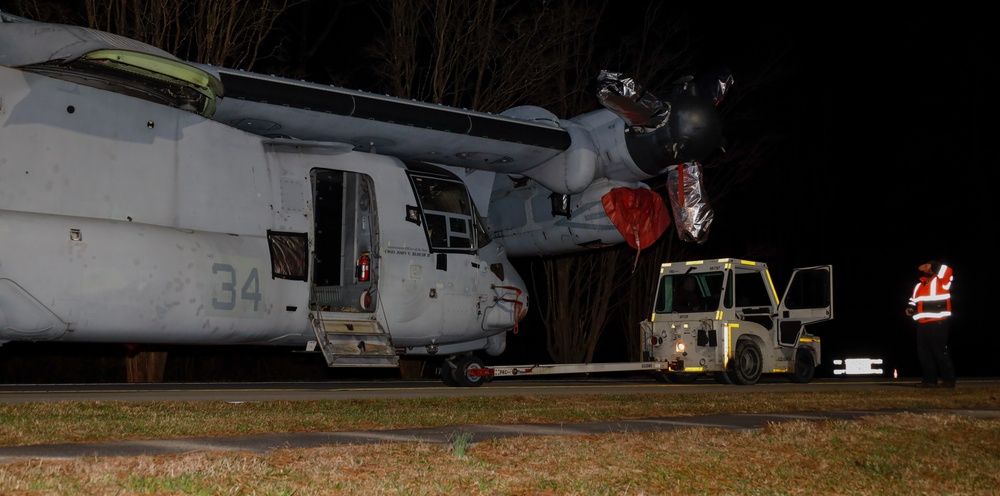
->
[3,376,994,404]
[1,377,997,462]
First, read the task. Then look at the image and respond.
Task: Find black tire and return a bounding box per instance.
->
[665,372,700,384]
[649,371,670,384]
[729,339,763,385]
[452,354,487,387]
[713,372,733,385]
[790,349,816,383]
[440,360,459,387]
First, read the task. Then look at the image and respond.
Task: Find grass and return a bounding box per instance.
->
[448,431,474,459]
[0,386,997,494]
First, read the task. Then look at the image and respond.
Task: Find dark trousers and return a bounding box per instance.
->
[916,319,956,384]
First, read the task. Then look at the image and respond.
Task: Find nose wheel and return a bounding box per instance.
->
[441,354,487,387]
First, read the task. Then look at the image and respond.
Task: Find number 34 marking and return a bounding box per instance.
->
[212,263,262,311]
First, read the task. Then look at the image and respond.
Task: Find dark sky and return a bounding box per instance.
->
[688,7,995,376]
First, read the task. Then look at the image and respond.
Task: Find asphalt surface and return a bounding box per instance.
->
[0,376,988,403]
[1,378,998,462]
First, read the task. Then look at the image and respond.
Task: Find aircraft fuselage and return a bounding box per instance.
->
[0,65,525,360]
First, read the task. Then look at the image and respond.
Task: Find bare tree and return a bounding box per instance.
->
[124,346,168,383]
[1,0,79,23]
[367,0,607,115]
[530,248,619,363]
[5,0,296,71]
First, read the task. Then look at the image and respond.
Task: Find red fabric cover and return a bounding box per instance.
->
[601,187,671,250]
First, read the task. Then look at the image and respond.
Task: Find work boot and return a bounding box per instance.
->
[942,380,956,389]
[915,382,938,388]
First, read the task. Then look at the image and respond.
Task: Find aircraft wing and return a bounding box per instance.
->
[202,67,731,252]
[205,66,572,175]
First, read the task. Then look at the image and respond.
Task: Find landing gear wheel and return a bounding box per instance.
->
[440,360,459,387]
[452,355,487,387]
[729,339,763,385]
[790,349,815,383]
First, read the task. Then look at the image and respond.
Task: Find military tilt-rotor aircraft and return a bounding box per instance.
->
[0,13,730,386]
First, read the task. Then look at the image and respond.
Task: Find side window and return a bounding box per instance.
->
[784,267,831,309]
[267,230,308,281]
[734,271,773,307]
[410,175,478,252]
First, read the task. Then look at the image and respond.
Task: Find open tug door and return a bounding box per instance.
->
[776,265,834,381]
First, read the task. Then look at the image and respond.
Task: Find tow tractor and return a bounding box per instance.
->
[448,258,833,386]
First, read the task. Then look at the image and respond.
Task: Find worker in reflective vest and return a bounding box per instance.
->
[905,261,956,388]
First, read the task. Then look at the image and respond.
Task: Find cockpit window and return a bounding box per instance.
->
[410,175,482,252]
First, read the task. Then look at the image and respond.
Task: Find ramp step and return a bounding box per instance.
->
[321,333,395,355]
[325,355,400,367]
[314,319,382,334]
[309,316,398,368]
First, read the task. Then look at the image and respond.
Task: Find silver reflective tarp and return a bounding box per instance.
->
[666,162,713,243]
[691,68,734,106]
[595,70,667,128]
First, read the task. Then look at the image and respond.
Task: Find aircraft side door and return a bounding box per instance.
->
[776,265,833,346]
[309,169,378,313]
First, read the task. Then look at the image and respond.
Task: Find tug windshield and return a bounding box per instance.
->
[654,271,725,313]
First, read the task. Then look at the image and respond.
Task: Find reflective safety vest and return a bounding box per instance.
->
[908,264,953,323]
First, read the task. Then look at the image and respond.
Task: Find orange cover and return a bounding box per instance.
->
[602,187,671,250]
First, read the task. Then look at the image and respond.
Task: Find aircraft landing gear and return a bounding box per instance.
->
[440,353,487,387]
